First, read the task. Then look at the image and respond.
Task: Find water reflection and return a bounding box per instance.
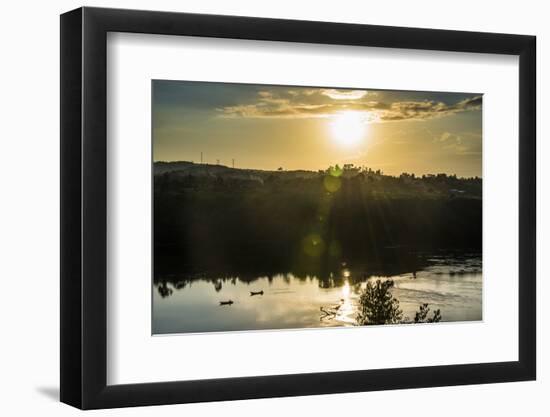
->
[152,252,481,334]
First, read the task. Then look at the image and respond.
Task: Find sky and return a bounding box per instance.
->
[152,80,482,177]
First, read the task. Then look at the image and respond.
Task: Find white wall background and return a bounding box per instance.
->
[0,0,545,415]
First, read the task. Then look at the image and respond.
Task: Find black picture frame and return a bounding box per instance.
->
[60,6,536,410]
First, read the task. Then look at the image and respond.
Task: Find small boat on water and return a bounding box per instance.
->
[250,290,264,296]
[219,300,234,306]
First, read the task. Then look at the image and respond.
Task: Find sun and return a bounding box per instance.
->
[329,111,367,147]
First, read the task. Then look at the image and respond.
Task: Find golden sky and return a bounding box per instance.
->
[153,81,482,177]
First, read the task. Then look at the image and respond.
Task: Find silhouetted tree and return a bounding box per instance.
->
[356,279,403,325]
[414,303,442,323]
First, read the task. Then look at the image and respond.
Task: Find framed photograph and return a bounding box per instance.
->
[60,6,536,409]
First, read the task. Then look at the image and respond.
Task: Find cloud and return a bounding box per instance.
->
[219,89,482,123]
[432,131,481,156]
[321,89,369,100]
[435,132,461,143]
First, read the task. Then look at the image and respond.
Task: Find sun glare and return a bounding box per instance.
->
[329,112,367,147]
[342,280,351,299]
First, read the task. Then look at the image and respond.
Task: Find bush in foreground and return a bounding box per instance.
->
[356,279,442,326]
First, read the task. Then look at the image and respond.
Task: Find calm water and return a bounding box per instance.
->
[153,253,482,334]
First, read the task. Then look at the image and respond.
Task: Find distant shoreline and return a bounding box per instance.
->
[153,160,482,180]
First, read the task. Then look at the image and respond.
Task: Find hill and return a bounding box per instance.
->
[153,161,482,278]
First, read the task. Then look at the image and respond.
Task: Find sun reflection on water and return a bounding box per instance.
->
[341,280,351,299]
